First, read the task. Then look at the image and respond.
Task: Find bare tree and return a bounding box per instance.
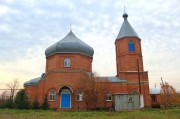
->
[1,90,10,100]
[6,79,19,99]
[160,81,177,109]
[80,72,111,110]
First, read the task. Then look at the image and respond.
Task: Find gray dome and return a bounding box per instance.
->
[45,31,94,57]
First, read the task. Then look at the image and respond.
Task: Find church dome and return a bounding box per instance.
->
[45,31,94,57]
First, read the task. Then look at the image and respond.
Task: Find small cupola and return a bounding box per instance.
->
[45,30,94,57]
[116,13,140,40]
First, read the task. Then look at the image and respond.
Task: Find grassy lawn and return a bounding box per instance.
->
[0,108,180,119]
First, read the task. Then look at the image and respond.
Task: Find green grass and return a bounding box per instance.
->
[0,108,180,119]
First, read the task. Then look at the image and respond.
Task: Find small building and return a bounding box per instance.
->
[150,88,161,108]
[24,12,151,110]
[114,93,140,111]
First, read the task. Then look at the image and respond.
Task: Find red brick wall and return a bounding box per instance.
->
[25,52,93,109]
[115,37,144,72]
[150,94,161,107]
[115,37,151,107]
[25,86,38,102]
[46,53,93,72]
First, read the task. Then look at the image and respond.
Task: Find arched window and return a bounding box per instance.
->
[49,90,56,101]
[64,58,71,67]
[105,92,112,101]
[76,91,83,101]
[128,41,135,52]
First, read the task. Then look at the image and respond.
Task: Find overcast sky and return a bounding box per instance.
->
[0,0,180,91]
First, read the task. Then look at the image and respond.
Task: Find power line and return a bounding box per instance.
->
[0,89,23,90]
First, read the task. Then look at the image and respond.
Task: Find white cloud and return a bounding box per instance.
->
[0,5,9,15]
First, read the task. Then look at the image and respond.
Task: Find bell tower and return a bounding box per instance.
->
[115,13,144,79]
[115,12,151,106]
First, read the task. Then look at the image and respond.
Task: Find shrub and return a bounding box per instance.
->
[32,96,40,109]
[0,98,14,109]
[41,94,49,110]
[14,89,30,109]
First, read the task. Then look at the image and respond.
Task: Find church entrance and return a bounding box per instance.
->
[60,90,71,108]
[58,85,73,108]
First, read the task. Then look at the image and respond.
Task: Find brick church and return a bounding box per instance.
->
[24,12,151,110]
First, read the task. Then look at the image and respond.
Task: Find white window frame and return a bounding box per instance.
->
[105,92,112,101]
[64,58,71,67]
[76,91,83,101]
[49,90,56,101]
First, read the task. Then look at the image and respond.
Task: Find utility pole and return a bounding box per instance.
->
[137,59,141,108]
[137,59,141,94]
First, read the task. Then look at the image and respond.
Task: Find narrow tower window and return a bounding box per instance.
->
[128,41,135,52]
[64,58,71,67]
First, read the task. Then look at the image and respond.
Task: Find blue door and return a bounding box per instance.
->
[61,90,71,108]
